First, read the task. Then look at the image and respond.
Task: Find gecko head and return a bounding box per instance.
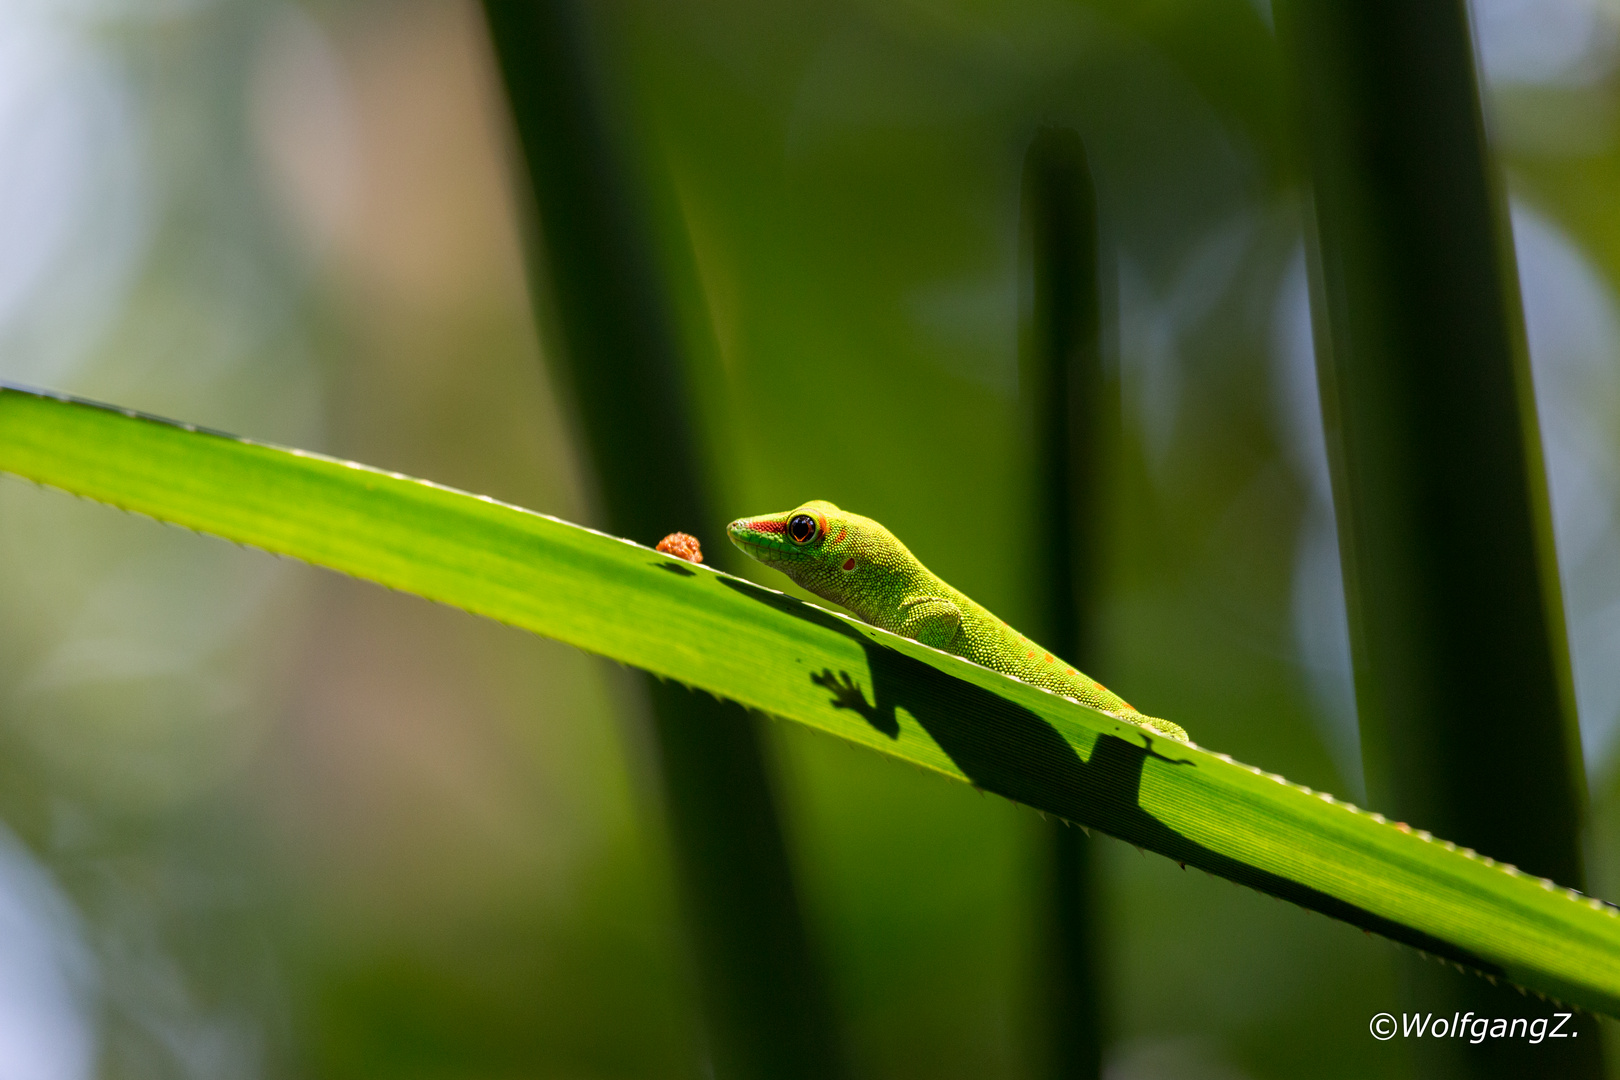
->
[727,501,906,612]
[726,498,886,583]
[726,500,845,569]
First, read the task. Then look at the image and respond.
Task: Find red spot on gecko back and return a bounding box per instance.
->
[1043,654,1054,663]
[1026,651,1035,659]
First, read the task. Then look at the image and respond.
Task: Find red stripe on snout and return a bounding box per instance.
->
[746,519,785,534]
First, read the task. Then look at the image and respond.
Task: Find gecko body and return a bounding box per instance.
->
[727,500,1188,741]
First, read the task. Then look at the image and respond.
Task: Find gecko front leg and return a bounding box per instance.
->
[898,596,962,649]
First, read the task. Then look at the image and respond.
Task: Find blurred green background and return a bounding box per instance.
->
[3,0,1620,1076]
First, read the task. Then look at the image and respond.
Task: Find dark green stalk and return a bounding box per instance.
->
[477,3,844,1076]
[1276,0,1601,1073]
[1019,127,1109,1080]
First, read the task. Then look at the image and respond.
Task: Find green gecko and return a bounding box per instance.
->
[726,500,1188,741]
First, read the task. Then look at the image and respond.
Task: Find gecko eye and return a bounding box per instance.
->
[787,514,819,544]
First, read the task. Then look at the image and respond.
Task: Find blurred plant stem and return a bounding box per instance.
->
[1277,0,1601,1075]
[1019,127,1109,1080]
[477,2,844,1076]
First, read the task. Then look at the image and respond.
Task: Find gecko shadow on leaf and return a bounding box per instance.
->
[717,575,1502,976]
[810,669,898,738]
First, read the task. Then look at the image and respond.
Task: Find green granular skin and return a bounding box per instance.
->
[727,500,1188,741]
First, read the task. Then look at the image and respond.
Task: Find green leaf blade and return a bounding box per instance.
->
[5,384,1620,1014]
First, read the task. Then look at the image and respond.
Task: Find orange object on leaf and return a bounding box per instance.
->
[656,532,703,564]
